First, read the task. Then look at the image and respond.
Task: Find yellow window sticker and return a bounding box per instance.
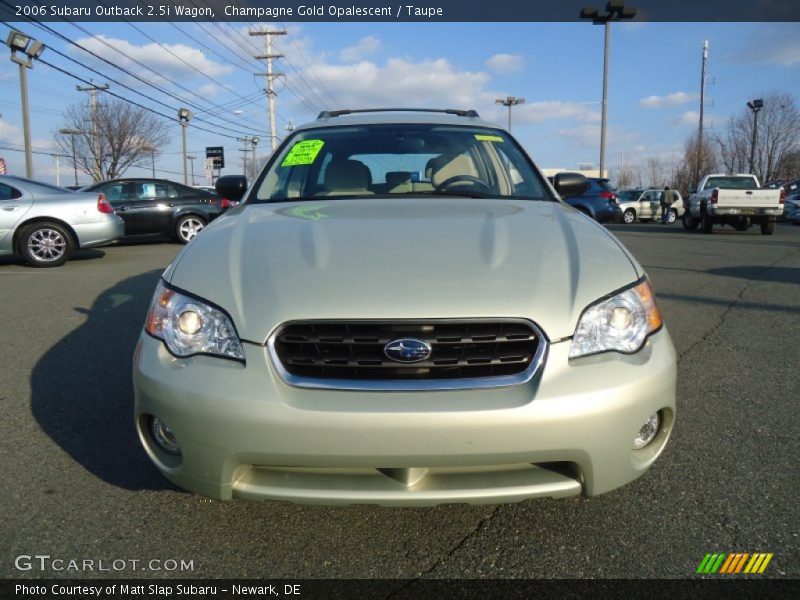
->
[475,134,504,143]
[282,140,325,166]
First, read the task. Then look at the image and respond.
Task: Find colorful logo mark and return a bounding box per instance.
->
[696,552,773,574]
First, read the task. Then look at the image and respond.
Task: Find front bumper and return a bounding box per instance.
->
[133,328,677,505]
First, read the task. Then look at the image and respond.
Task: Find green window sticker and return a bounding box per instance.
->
[475,134,504,143]
[282,140,325,166]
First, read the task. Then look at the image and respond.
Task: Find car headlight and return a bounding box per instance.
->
[145,280,245,362]
[569,279,662,358]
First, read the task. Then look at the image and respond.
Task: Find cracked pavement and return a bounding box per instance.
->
[1,223,798,580]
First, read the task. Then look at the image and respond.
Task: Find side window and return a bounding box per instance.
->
[0,183,23,201]
[98,182,128,204]
[132,182,176,201]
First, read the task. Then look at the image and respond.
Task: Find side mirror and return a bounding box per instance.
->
[216,175,248,202]
[553,172,589,199]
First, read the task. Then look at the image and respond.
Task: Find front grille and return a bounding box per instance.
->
[271,320,542,382]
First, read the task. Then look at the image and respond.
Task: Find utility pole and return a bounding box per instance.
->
[695,40,709,187]
[250,28,286,153]
[76,81,109,181]
[55,154,60,186]
[59,128,80,186]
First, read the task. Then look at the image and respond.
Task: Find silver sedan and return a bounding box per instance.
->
[0,175,124,267]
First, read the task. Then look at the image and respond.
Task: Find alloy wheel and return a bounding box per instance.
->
[27,228,67,262]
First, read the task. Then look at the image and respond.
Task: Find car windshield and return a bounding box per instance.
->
[252,124,549,202]
[702,176,758,190]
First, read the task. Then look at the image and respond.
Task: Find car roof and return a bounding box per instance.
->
[0,174,71,193]
[295,109,503,131]
[94,178,185,184]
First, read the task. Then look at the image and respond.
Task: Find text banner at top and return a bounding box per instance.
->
[1,0,799,22]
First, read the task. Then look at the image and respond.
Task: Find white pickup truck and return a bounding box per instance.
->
[682,174,784,235]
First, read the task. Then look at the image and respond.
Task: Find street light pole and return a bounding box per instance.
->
[600,21,610,179]
[747,99,763,176]
[187,155,196,186]
[6,31,45,178]
[251,136,260,178]
[495,96,525,131]
[580,1,637,179]
[178,108,192,185]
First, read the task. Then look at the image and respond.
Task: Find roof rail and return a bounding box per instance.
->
[316,108,480,119]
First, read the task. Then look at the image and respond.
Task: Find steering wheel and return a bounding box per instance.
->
[435,175,492,193]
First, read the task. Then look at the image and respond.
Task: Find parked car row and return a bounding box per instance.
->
[0,175,227,267]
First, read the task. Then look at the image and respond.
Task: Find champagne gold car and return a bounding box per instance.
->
[133,109,676,505]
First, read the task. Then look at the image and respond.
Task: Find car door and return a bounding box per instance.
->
[172,183,216,213]
[637,191,651,219]
[127,180,178,235]
[0,181,34,252]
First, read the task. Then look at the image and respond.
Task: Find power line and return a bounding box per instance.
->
[0,16,262,138]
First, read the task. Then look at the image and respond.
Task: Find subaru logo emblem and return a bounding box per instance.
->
[384,338,432,363]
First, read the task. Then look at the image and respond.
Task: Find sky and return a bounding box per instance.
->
[0,20,799,186]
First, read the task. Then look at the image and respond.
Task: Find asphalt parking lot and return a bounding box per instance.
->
[1,222,798,580]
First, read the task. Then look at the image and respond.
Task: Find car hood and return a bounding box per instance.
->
[167,198,642,342]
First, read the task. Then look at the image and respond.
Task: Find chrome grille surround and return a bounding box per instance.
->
[267,318,548,392]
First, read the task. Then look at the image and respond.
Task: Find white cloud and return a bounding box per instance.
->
[485,53,524,74]
[72,35,234,85]
[302,58,491,110]
[736,26,800,67]
[0,120,21,142]
[511,101,600,124]
[558,124,639,147]
[339,36,381,63]
[672,110,718,128]
[639,92,699,109]
[196,83,224,98]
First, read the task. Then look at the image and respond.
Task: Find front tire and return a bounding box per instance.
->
[682,212,699,230]
[174,215,206,244]
[18,222,74,267]
[622,209,636,224]
[760,220,775,235]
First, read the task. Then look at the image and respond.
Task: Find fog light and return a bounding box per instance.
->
[633,412,660,450]
[150,417,181,455]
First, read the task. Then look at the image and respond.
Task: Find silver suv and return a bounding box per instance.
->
[133,109,676,505]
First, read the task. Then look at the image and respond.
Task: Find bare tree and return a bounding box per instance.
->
[715,92,800,183]
[644,157,668,188]
[674,132,718,196]
[55,98,170,182]
[614,161,638,190]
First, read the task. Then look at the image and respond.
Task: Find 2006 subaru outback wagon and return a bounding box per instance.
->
[134,108,676,505]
